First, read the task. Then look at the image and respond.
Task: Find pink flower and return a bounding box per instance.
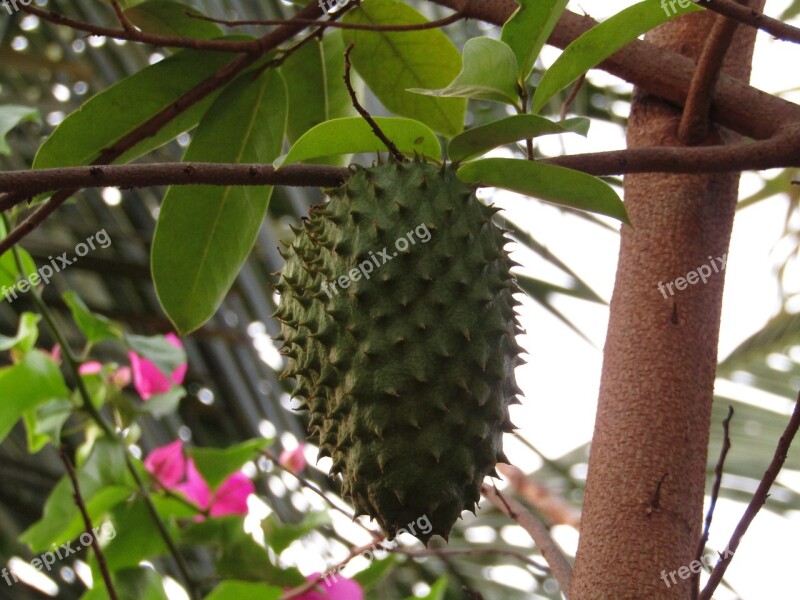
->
[143,441,253,519]
[48,345,61,364]
[144,440,185,488]
[111,366,132,388]
[129,333,187,400]
[279,445,307,474]
[295,574,364,600]
[79,361,103,375]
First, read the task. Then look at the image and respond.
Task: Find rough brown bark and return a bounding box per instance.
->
[570,5,764,599]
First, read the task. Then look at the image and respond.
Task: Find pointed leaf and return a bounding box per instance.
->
[152,69,287,334]
[502,0,570,81]
[457,158,629,223]
[409,37,520,107]
[190,439,271,489]
[33,46,243,170]
[262,511,331,554]
[341,0,465,136]
[448,114,589,162]
[532,0,703,113]
[64,291,124,344]
[279,117,441,166]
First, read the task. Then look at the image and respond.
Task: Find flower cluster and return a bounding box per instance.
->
[144,440,253,518]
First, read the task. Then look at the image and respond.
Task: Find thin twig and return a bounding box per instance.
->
[481,483,573,597]
[691,405,734,599]
[560,73,585,122]
[699,392,800,600]
[59,449,120,600]
[702,0,800,45]
[395,546,549,572]
[343,43,405,162]
[110,0,135,32]
[678,12,740,144]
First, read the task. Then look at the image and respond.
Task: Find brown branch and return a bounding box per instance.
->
[110,0,135,32]
[698,392,800,600]
[59,448,119,600]
[343,44,405,162]
[678,12,741,145]
[426,1,800,140]
[703,0,800,45]
[691,405,734,599]
[481,483,573,597]
[4,128,800,201]
[496,464,581,528]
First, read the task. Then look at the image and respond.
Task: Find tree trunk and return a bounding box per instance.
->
[571,5,764,599]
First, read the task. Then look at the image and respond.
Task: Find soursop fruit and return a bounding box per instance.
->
[274,158,523,544]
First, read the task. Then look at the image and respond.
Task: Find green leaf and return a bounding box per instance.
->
[409,37,519,107]
[190,438,271,489]
[124,0,224,39]
[125,333,186,376]
[0,350,69,443]
[281,31,354,146]
[0,219,38,294]
[352,555,397,588]
[21,438,134,551]
[0,105,39,155]
[342,0,465,136]
[23,397,73,453]
[448,114,589,162]
[262,511,330,554]
[0,312,41,353]
[99,500,171,571]
[279,117,441,167]
[532,0,703,113]
[33,46,242,170]
[204,581,282,600]
[80,567,169,600]
[501,0,569,81]
[137,386,186,418]
[152,69,287,334]
[457,158,629,224]
[63,291,124,344]
[183,516,305,587]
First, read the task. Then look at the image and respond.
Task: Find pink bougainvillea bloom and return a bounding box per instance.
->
[129,333,187,400]
[295,574,364,600]
[209,472,255,517]
[48,344,61,364]
[79,361,103,375]
[111,366,132,388]
[143,440,185,489]
[143,441,253,519]
[175,458,211,510]
[279,445,307,474]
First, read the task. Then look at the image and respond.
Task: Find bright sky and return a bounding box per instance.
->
[492,1,800,598]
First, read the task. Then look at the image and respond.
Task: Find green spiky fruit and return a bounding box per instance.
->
[274,159,523,544]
